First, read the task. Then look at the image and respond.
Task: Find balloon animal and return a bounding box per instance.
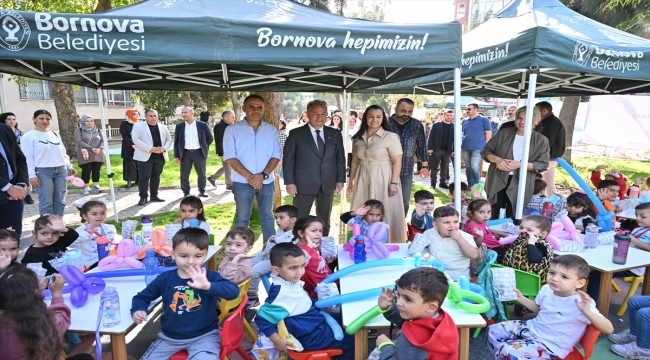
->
[137,228,172,259]
[98,239,143,271]
[45,265,106,308]
[342,223,398,260]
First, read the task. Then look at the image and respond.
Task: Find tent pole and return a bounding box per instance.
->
[453,68,462,215]
[514,67,539,220]
[96,87,119,222]
[340,90,350,237]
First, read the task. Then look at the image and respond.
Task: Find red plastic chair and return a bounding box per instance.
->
[287,348,343,360]
[170,294,253,360]
[407,223,424,241]
[560,324,601,360]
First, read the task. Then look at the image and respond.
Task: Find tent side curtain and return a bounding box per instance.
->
[0,0,462,91]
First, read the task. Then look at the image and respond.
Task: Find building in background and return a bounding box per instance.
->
[0,73,144,134]
[453,0,511,32]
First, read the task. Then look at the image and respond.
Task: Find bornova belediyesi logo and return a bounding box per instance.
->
[572,41,642,74]
[0,11,30,51]
[0,11,145,54]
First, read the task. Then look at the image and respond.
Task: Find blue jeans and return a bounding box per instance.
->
[35,166,68,216]
[233,181,275,243]
[628,295,650,348]
[401,171,413,216]
[461,149,482,187]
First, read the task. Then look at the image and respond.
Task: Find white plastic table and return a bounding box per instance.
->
[338,244,486,360]
[555,244,650,316]
[46,245,221,360]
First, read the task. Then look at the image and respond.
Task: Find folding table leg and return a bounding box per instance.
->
[459,328,470,360]
[111,333,128,360]
[355,330,368,360]
[597,272,613,317]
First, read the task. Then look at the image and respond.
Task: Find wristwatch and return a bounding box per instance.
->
[261,172,269,180]
[421,166,429,170]
[390,182,399,185]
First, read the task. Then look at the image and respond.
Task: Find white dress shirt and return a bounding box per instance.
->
[184,120,200,149]
[308,124,326,149]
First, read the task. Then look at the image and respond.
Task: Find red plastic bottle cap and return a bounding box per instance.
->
[96,236,108,244]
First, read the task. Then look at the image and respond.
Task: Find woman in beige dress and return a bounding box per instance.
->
[348,105,406,242]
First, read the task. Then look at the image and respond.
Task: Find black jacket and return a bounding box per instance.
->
[534,113,566,158]
[427,121,454,154]
[213,120,231,156]
[0,123,28,204]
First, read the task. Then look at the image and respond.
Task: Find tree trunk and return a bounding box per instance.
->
[52,82,80,160]
[558,96,580,163]
[230,91,242,122]
[181,92,192,107]
[336,93,343,111]
[94,0,112,12]
[260,92,286,209]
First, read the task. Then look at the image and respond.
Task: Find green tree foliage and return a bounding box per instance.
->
[348,0,388,21]
[560,0,646,35]
[133,90,181,123]
[293,0,347,15]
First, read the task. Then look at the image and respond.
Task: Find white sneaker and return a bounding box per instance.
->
[82,187,90,195]
[611,342,650,359]
[92,185,103,192]
[610,332,637,344]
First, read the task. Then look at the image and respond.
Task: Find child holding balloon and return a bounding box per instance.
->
[173,196,211,234]
[340,199,389,243]
[0,267,94,360]
[72,199,117,270]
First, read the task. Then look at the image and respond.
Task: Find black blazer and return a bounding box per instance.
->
[213,120,230,156]
[283,125,345,195]
[427,121,454,154]
[0,123,28,203]
[174,121,214,159]
[119,121,136,160]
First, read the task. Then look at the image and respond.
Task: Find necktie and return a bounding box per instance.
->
[315,129,325,158]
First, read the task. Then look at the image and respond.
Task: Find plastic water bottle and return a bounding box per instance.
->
[141,215,153,245]
[584,224,599,250]
[95,236,110,261]
[541,202,554,219]
[100,286,121,327]
[143,250,158,285]
[65,249,84,271]
[629,186,640,199]
[353,236,366,264]
[612,234,631,265]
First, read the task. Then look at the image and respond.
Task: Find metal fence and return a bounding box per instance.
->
[19,81,133,107]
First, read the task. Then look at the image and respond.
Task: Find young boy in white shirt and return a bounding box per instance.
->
[408,206,478,280]
[486,255,614,359]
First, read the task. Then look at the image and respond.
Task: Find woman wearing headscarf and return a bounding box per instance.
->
[74,114,105,195]
[120,110,139,188]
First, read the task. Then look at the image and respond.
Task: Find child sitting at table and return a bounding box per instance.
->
[591,164,627,200]
[411,190,435,231]
[563,192,597,233]
[254,243,354,359]
[596,179,621,213]
[131,228,239,360]
[375,267,459,360]
[21,215,79,275]
[0,229,22,273]
[487,255,613,360]
[248,205,298,307]
[293,216,334,299]
[0,267,94,360]
[72,199,117,271]
[464,199,509,264]
[173,196,211,234]
[526,179,567,215]
[218,227,254,285]
[340,199,388,243]
[500,215,554,284]
[408,206,479,281]
[609,295,650,359]
[586,202,650,303]
[447,182,470,226]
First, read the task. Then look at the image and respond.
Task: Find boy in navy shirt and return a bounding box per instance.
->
[131,228,239,360]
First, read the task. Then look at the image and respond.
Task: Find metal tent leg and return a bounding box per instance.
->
[453,68,462,214]
[96,87,119,222]
[514,67,539,220]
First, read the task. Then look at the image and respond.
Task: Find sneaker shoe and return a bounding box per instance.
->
[92,185,103,192]
[611,341,650,359]
[82,187,90,195]
[207,176,216,187]
[610,332,637,344]
[246,297,260,309]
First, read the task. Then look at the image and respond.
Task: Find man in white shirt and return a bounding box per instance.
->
[174,107,213,197]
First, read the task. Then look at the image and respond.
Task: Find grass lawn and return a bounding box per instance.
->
[70,142,225,190]
[555,158,649,191]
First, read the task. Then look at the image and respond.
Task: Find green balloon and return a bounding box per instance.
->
[345,305,383,335]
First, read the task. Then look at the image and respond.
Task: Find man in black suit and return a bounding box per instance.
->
[283,100,345,236]
[428,109,455,189]
[0,123,28,234]
[174,107,214,197]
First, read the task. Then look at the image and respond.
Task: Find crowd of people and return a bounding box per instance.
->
[0,95,649,360]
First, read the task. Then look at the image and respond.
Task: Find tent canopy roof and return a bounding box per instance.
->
[367,0,650,96]
[0,0,462,92]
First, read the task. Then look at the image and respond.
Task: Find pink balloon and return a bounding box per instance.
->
[99,240,143,271]
[498,234,519,245]
[386,245,399,251]
[370,241,390,259]
[352,223,361,238]
[546,235,562,250]
[65,175,85,187]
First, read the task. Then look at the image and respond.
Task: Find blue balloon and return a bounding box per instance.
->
[90,266,177,279]
[486,218,511,226]
[315,286,389,308]
[556,158,613,231]
[320,311,344,340]
[321,258,414,284]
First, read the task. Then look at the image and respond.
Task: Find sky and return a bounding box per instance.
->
[346,0,456,24]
